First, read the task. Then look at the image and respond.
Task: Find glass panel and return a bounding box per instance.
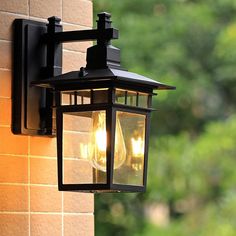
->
[115,89,150,108]
[115,89,126,104]
[138,92,149,108]
[61,92,75,105]
[113,111,146,186]
[92,89,108,104]
[61,90,91,106]
[62,110,107,184]
[127,91,137,106]
[77,90,91,105]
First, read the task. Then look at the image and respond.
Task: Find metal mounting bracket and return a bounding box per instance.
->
[12,19,59,136]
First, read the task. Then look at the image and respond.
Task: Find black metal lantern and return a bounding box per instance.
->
[12,12,175,192]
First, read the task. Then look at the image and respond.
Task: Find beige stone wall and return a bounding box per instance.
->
[0,0,94,235]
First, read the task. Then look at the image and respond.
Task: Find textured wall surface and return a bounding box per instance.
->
[0,0,94,235]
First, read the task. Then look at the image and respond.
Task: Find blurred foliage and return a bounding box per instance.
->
[93,0,236,235]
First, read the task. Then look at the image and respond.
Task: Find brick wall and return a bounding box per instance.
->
[0,0,94,235]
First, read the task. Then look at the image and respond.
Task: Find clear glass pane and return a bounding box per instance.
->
[92,89,108,104]
[113,111,146,186]
[62,110,107,184]
[77,90,91,105]
[115,89,150,108]
[127,91,137,106]
[61,92,75,105]
[138,93,148,108]
[61,90,91,105]
[115,89,126,104]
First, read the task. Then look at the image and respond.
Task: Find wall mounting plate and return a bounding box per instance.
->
[12,19,56,136]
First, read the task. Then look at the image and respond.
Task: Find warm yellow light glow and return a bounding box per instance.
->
[95,129,106,152]
[131,136,144,171]
[80,143,92,160]
[90,111,126,172]
[131,137,144,157]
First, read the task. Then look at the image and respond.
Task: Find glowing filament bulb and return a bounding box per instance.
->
[131,137,144,157]
[95,128,106,152]
[91,111,126,172]
[131,136,144,171]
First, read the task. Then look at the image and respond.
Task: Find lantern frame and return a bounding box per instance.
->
[54,86,152,192]
[57,106,150,192]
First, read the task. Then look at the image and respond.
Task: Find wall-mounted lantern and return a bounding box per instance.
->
[12,12,175,192]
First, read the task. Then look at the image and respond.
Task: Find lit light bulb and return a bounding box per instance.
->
[131,137,144,157]
[95,128,106,152]
[131,136,144,171]
[91,111,126,172]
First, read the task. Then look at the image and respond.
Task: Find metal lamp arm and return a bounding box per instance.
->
[42,28,119,44]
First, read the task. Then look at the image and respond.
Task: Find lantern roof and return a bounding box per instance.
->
[32,67,175,91]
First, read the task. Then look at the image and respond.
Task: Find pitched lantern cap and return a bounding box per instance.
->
[32,67,176,91]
